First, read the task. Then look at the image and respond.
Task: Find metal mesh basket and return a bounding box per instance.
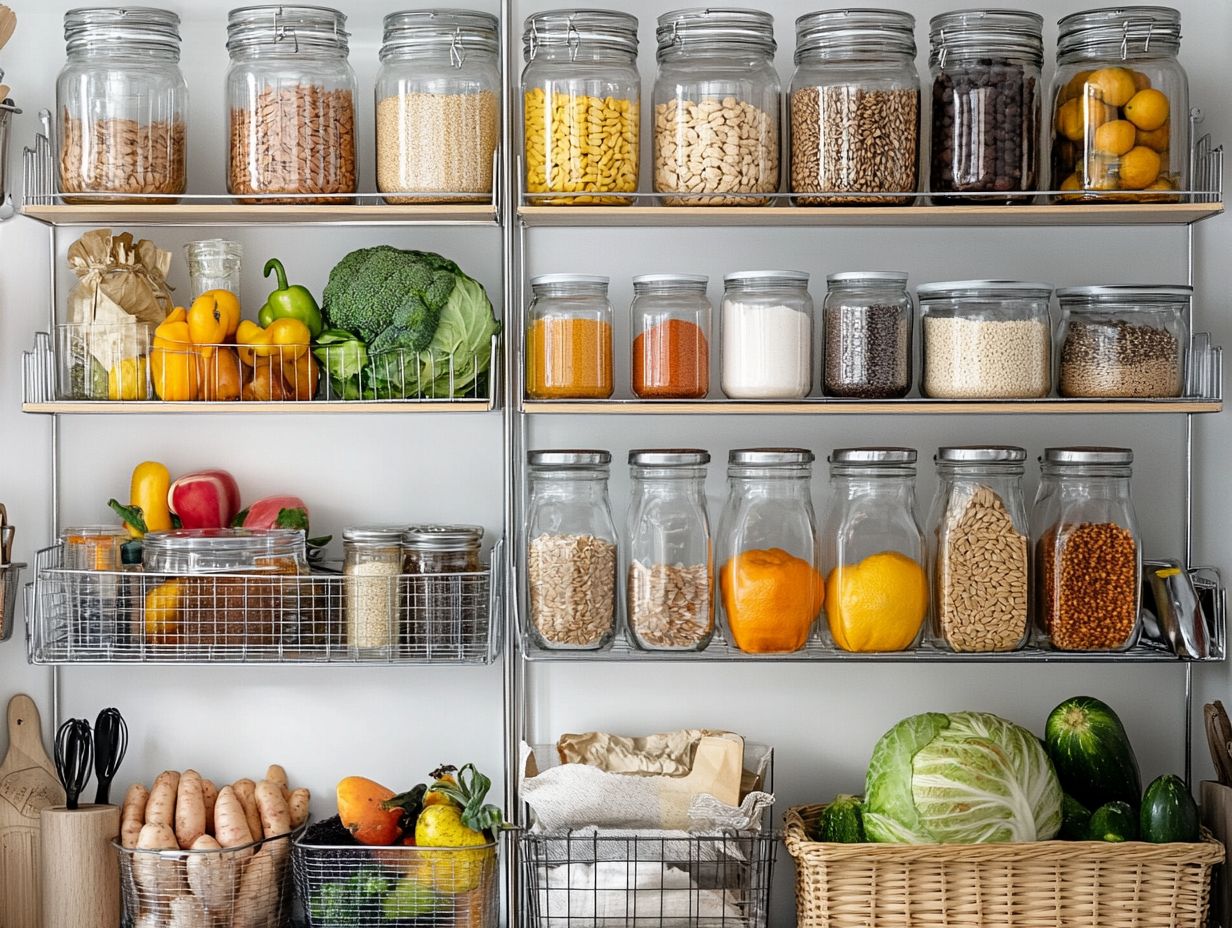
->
[116,828,300,928]
[520,832,776,928]
[293,839,500,928]
[0,561,23,642]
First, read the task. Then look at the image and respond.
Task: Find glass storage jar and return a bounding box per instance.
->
[1032,447,1141,651]
[652,8,779,206]
[1050,6,1188,202]
[716,448,822,654]
[928,446,1030,653]
[822,271,912,398]
[631,274,711,399]
[822,448,927,653]
[928,9,1043,203]
[918,280,1053,398]
[526,450,618,650]
[625,449,713,651]
[343,526,404,653]
[376,10,500,203]
[1057,285,1188,398]
[522,10,640,205]
[404,524,484,574]
[789,9,920,205]
[226,5,357,203]
[184,240,243,300]
[57,8,187,202]
[527,274,614,399]
[721,270,812,399]
[403,524,484,656]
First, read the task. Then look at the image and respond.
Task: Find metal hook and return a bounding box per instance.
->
[450,27,466,69]
[528,17,540,61]
[937,28,948,69]
[566,17,581,64]
[273,6,299,54]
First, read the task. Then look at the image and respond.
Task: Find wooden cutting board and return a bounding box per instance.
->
[0,695,65,928]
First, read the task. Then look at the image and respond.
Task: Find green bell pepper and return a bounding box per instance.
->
[258,258,324,337]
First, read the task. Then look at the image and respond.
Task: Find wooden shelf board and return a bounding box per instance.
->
[23,400,495,415]
[522,399,1222,416]
[21,202,498,227]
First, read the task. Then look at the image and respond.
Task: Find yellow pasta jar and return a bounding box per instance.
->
[521,10,641,205]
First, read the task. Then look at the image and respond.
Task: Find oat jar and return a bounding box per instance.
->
[822,271,912,398]
[376,10,500,203]
[625,449,713,652]
[1050,6,1189,201]
[716,449,822,654]
[526,274,614,399]
[343,526,404,653]
[928,446,1030,653]
[918,280,1052,398]
[1057,285,1188,398]
[225,5,357,203]
[631,274,711,399]
[57,8,187,202]
[721,270,813,399]
[652,8,780,206]
[789,9,920,205]
[526,450,618,650]
[1032,447,1141,652]
[522,10,640,205]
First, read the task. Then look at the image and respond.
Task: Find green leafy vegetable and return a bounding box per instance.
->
[429,763,507,835]
[313,328,369,383]
[308,867,392,926]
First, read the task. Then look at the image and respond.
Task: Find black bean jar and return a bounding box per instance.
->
[928,9,1042,204]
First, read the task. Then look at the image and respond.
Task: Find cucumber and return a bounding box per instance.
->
[1059,793,1092,840]
[1088,801,1137,842]
[1140,774,1199,843]
[814,795,866,843]
[1045,696,1142,810]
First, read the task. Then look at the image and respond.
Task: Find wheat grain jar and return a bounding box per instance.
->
[721,270,813,399]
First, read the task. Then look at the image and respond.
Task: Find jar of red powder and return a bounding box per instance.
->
[630,274,712,399]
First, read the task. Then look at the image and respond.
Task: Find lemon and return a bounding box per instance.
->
[1061,69,1093,103]
[108,356,148,400]
[1123,88,1170,131]
[1092,120,1136,157]
[1083,156,1120,191]
[1131,70,1153,92]
[1118,146,1162,189]
[1087,67,1138,107]
[1058,173,1083,201]
[825,551,928,653]
[1056,99,1084,142]
[1135,121,1170,152]
[1083,98,1119,132]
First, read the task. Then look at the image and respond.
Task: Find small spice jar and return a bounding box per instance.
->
[403,524,484,655]
[343,526,404,653]
[184,240,243,300]
[928,446,1030,653]
[1032,447,1141,652]
[1057,285,1188,398]
[625,449,713,651]
[62,525,129,571]
[652,8,780,206]
[631,274,711,399]
[918,280,1053,398]
[716,449,822,654]
[404,524,484,574]
[721,270,813,399]
[822,271,912,398]
[526,274,614,399]
[821,448,927,653]
[526,450,618,650]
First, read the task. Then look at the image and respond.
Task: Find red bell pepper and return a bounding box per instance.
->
[233,495,310,532]
[168,469,242,530]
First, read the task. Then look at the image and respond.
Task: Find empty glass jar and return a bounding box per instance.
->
[822,271,912,398]
[526,274,614,399]
[184,240,243,300]
[631,274,711,399]
[721,271,813,399]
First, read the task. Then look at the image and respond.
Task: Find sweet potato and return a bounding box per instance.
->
[200,779,218,835]
[168,894,210,928]
[121,783,149,849]
[175,770,206,849]
[288,787,310,829]
[231,845,280,928]
[232,779,264,847]
[264,764,289,799]
[185,834,239,922]
[337,776,403,846]
[147,770,180,827]
[254,780,291,840]
[134,822,185,909]
[213,786,254,854]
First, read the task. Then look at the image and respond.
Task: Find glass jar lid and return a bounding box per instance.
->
[227,5,350,56]
[916,280,1054,300]
[523,9,639,61]
[724,270,809,287]
[929,9,1044,65]
[794,9,916,63]
[728,448,815,466]
[1057,285,1192,305]
[633,274,708,293]
[1042,446,1134,466]
[937,445,1028,463]
[65,7,182,56]
[531,274,610,293]
[826,271,908,287]
[403,524,484,550]
[829,447,918,465]
[381,9,499,61]
[343,525,407,544]
[629,448,711,466]
[529,449,613,467]
[656,8,776,59]
[1057,6,1181,60]
[142,528,306,572]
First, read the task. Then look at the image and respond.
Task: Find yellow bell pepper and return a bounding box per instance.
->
[266,317,311,361]
[199,289,241,338]
[144,579,182,645]
[187,293,229,352]
[150,308,200,401]
[236,319,271,367]
[107,356,148,400]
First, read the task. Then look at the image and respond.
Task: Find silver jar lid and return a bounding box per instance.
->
[729,448,815,466]
[65,7,181,55]
[937,445,1028,463]
[656,8,776,58]
[629,448,711,466]
[929,9,1043,65]
[1057,285,1192,305]
[343,525,408,544]
[724,270,809,286]
[1042,447,1134,466]
[794,9,916,62]
[227,5,350,55]
[142,528,306,572]
[403,524,484,550]
[826,271,908,287]
[529,449,613,467]
[531,273,609,290]
[381,9,499,61]
[830,447,918,465]
[523,10,639,61]
[916,279,1053,300]
[1057,6,1180,60]
[633,274,708,292]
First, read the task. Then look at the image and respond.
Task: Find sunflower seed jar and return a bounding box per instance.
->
[822,271,912,398]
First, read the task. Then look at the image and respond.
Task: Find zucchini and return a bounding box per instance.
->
[1059,793,1092,841]
[814,795,866,843]
[1045,696,1142,810]
[1140,774,1199,843]
[1088,801,1137,842]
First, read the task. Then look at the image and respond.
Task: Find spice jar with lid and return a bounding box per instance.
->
[822,271,912,398]
[1050,7,1189,202]
[721,271,813,399]
[527,274,614,399]
[789,10,920,205]
[376,10,500,203]
[526,450,618,650]
[652,8,780,206]
[928,10,1043,203]
[625,449,713,651]
[1057,285,1188,398]
[343,526,404,654]
[918,280,1052,398]
[226,5,357,203]
[403,524,485,657]
[57,8,188,202]
[522,10,640,205]
[928,446,1030,653]
[631,274,711,399]
[821,448,927,653]
[716,449,822,654]
[1032,447,1141,651]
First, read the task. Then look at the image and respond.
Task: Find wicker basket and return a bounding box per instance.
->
[785,804,1224,928]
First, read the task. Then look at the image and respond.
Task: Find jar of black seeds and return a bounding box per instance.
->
[822,272,913,398]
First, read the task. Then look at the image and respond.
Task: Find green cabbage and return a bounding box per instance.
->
[863,711,1062,844]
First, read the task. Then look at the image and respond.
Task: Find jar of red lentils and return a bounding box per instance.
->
[630,274,711,399]
[1031,447,1141,652]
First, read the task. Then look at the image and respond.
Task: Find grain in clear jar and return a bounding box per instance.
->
[343,526,404,653]
[403,524,484,656]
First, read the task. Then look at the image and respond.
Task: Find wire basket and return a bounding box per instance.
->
[520,831,776,928]
[293,838,500,928]
[116,827,300,928]
[0,561,23,642]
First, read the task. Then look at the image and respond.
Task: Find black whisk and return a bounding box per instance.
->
[54,718,93,810]
[93,707,127,805]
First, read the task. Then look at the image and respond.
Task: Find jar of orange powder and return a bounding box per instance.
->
[526,274,614,399]
[630,274,711,399]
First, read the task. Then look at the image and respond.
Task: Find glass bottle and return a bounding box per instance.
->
[526,275,614,399]
[1032,447,1141,652]
[822,448,927,652]
[625,449,713,651]
[343,526,404,654]
[928,446,1030,653]
[184,240,243,299]
[721,270,812,399]
[715,448,821,654]
[652,8,779,206]
[403,524,484,657]
[631,274,711,399]
[822,271,912,398]
[526,450,618,650]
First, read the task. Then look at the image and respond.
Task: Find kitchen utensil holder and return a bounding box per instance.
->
[40,804,119,928]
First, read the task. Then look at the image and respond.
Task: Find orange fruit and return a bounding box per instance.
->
[1087,67,1138,107]
[1124,88,1169,131]
[826,552,928,652]
[1136,121,1170,152]
[1056,99,1084,142]
[1118,146,1162,189]
[719,548,824,654]
[1060,69,1093,103]
[1093,120,1137,156]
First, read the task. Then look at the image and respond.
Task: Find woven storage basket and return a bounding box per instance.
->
[785,804,1224,928]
